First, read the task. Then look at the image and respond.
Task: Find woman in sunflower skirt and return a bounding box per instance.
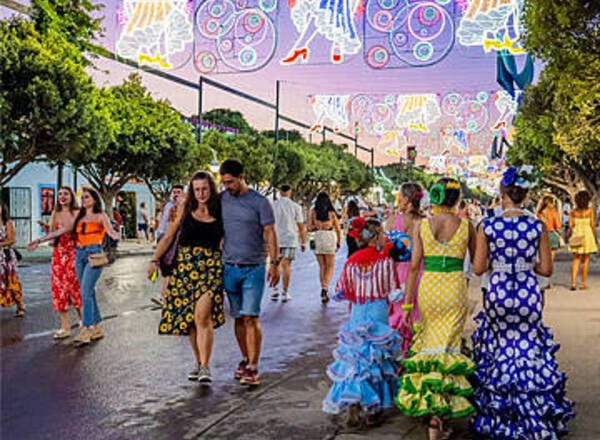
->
[148,171,225,384]
[396,178,477,440]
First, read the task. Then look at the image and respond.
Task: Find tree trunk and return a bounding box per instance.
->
[102,189,118,216]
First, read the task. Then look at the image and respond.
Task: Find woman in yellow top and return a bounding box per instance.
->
[29,187,120,345]
[569,190,598,290]
[396,178,476,440]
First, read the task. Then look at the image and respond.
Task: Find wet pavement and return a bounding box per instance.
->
[2,250,599,439]
[1,249,349,439]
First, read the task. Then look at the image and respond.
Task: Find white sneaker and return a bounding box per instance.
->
[281,292,291,302]
[270,289,279,301]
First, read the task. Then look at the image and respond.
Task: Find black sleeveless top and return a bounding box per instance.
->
[179,213,223,250]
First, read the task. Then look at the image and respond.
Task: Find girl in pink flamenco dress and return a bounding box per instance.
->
[386,183,424,356]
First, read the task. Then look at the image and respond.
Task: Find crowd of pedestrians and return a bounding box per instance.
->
[322,167,583,439]
[4,158,599,440]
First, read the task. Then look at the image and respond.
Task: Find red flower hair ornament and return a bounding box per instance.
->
[348,216,367,239]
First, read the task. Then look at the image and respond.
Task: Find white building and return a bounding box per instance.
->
[3,162,155,245]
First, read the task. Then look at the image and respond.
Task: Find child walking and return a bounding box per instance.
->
[323,219,403,427]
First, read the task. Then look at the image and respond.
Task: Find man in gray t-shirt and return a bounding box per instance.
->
[220,159,280,387]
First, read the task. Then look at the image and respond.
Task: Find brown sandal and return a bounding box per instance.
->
[14,308,25,318]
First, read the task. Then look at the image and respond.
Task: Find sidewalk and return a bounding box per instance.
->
[18,239,154,263]
[194,256,599,440]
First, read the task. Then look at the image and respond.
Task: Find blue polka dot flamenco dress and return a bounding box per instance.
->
[472,216,574,439]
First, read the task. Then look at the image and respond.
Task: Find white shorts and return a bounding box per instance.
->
[312,230,336,254]
[279,247,297,260]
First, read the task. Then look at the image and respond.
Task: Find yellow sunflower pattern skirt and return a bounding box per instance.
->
[159,246,225,335]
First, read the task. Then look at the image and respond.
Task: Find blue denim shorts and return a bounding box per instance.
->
[224,263,266,318]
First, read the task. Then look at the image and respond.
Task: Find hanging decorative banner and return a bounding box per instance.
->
[309,95,352,132]
[491,90,519,131]
[456,0,525,55]
[193,0,279,73]
[309,89,514,174]
[116,0,195,69]
[363,0,456,69]
[395,94,442,132]
[280,0,362,65]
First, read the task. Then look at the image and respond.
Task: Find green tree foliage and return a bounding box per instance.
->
[271,140,306,190]
[514,0,600,200]
[31,0,105,63]
[0,17,99,186]
[262,129,304,143]
[202,108,255,134]
[201,129,372,203]
[293,141,372,207]
[203,129,274,188]
[76,74,197,211]
[376,162,437,202]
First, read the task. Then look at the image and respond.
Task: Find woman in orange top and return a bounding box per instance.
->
[536,195,561,290]
[29,187,120,345]
[568,190,598,290]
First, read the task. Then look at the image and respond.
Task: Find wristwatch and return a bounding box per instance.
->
[270,258,280,266]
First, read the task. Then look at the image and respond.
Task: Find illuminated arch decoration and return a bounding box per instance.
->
[350,94,397,136]
[363,0,456,69]
[456,0,525,55]
[116,0,194,70]
[309,95,352,133]
[395,94,441,132]
[280,0,362,65]
[194,0,278,73]
[490,90,518,132]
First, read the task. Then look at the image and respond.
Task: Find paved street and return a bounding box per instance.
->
[1,249,599,439]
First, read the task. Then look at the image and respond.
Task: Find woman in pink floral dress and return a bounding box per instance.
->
[386,182,424,356]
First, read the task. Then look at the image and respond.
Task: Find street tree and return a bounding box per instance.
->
[144,141,213,205]
[202,108,255,134]
[293,141,371,209]
[0,17,99,187]
[76,74,197,211]
[514,0,600,201]
[262,129,304,143]
[271,140,306,191]
[207,130,275,189]
[31,0,105,64]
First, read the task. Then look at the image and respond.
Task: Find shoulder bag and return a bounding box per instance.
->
[88,251,109,267]
[159,223,183,276]
[569,234,584,248]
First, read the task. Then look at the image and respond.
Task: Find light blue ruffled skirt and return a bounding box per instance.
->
[323,300,401,415]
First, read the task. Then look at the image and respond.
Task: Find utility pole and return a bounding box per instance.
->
[197,76,204,144]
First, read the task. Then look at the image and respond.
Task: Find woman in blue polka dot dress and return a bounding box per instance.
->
[472,166,574,439]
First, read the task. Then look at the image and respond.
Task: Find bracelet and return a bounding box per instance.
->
[150,259,158,263]
[401,303,414,311]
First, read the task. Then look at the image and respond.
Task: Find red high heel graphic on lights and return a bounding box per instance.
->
[281,48,309,65]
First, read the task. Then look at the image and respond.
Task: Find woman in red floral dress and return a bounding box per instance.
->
[48,187,82,339]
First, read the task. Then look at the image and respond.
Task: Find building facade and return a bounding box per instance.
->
[2,163,155,246]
